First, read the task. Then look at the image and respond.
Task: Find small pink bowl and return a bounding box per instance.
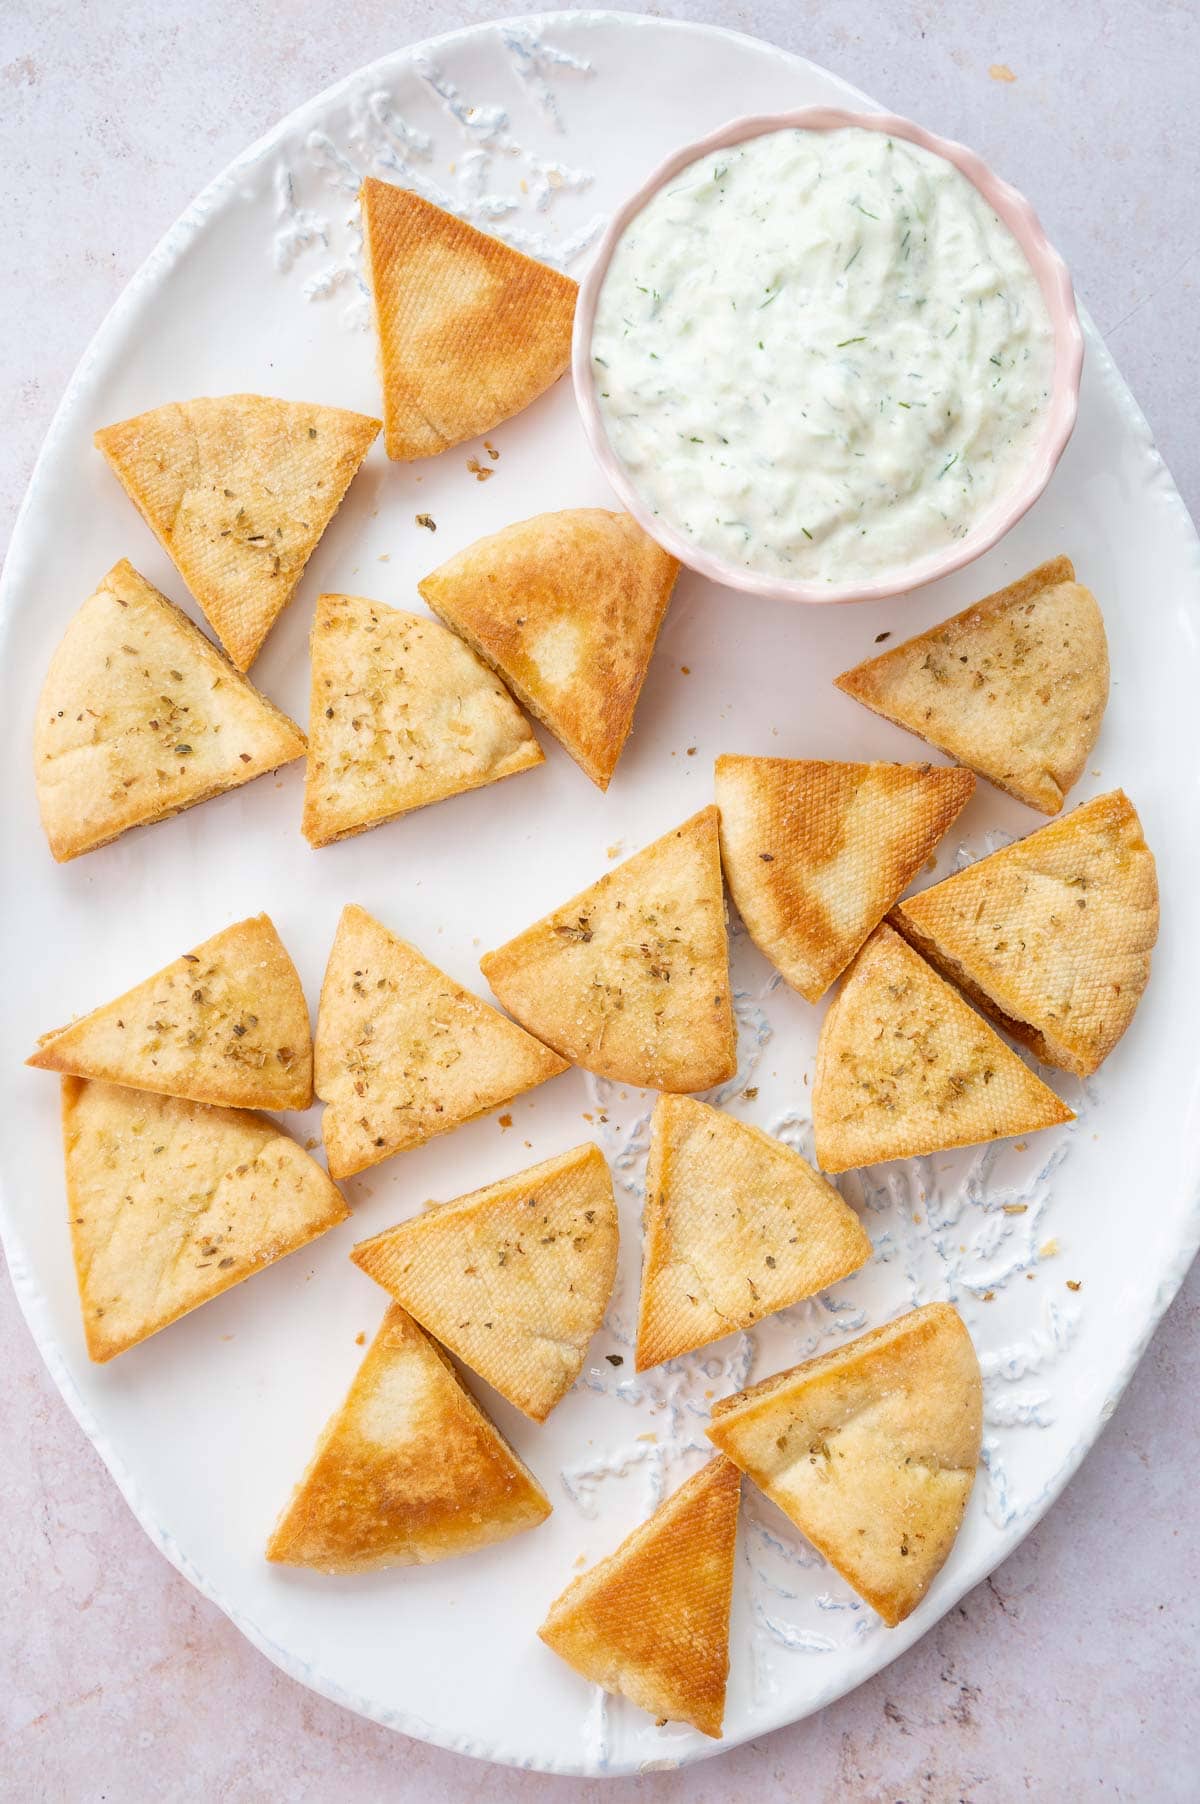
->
[572,109,1083,606]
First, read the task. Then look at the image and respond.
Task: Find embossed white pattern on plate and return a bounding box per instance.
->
[1,11,1198,1778]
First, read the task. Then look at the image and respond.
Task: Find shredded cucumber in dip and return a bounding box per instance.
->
[592,127,1055,582]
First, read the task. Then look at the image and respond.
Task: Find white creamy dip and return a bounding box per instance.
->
[591,127,1055,584]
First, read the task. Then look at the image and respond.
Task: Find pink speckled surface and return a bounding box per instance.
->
[3,3,1199,1798]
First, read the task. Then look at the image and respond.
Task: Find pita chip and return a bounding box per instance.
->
[34,560,306,862]
[716,756,975,1001]
[834,557,1109,813]
[891,790,1158,1078]
[636,1096,871,1370]
[267,1303,551,1572]
[95,395,380,669]
[419,510,678,789]
[303,592,542,845]
[315,904,568,1179]
[352,1143,618,1421]
[360,179,577,460]
[708,1304,981,1627]
[62,1076,347,1362]
[813,925,1072,1173]
[538,1455,740,1737]
[480,807,736,1093]
[29,914,312,1110]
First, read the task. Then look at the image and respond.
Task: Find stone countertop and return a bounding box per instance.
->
[3,2,1197,1798]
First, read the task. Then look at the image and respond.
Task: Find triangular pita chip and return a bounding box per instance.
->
[419,510,678,789]
[480,807,736,1093]
[636,1096,871,1369]
[352,1143,618,1421]
[813,925,1072,1173]
[360,179,577,460]
[890,790,1158,1078]
[34,560,306,862]
[62,1076,347,1362]
[267,1303,551,1572]
[95,395,380,668]
[30,915,312,1110]
[708,1303,982,1627]
[538,1455,740,1738]
[315,904,568,1179]
[834,557,1109,813]
[302,592,542,845]
[715,756,975,1001]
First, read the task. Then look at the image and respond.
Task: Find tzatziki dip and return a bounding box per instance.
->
[591,126,1055,584]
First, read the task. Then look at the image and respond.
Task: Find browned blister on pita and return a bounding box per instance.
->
[420,510,678,788]
[716,756,975,1001]
[95,395,379,669]
[636,1096,871,1370]
[62,1076,347,1362]
[302,593,542,845]
[538,1455,740,1738]
[890,790,1157,1077]
[480,807,736,1093]
[315,904,568,1179]
[267,1303,551,1572]
[30,914,312,1110]
[352,1143,617,1421]
[34,561,306,862]
[708,1303,982,1627]
[835,557,1108,813]
[360,179,577,460]
[813,925,1072,1173]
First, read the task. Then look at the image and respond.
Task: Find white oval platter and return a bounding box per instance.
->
[2,9,1198,1779]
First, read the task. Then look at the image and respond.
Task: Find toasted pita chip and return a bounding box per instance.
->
[539,1455,740,1737]
[315,904,568,1179]
[360,179,577,460]
[302,593,542,845]
[636,1096,871,1370]
[34,561,306,862]
[352,1143,617,1421]
[834,557,1109,813]
[481,808,736,1092]
[29,914,312,1110]
[95,395,379,669]
[716,757,975,1001]
[62,1076,347,1362]
[891,790,1158,1078]
[267,1303,551,1572]
[708,1304,981,1626]
[813,925,1072,1172]
[419,510,678,788]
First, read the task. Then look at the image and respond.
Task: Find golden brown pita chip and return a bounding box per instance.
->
[834,557,1108,813]
[891,790,1157,1078]
[302,593,542,844]
[480,808,736,1093]
[813,925,1072,1173]
[636,1096,871,1370]
[315,904,568,1179]
[95,395,379,669]
[708,1304,981,1627]
[419,510,678,788]
[352,1143,617,1421]
[538,1455,740,1737]
[360,179,577,460]
[34,561,306,862]
[29,914,312,1110]
[63,1076,347,1362]
[716,756,975,1002]
[267,1303,551,1572]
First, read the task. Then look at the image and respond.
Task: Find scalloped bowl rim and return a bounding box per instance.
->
[572,106,1084,606]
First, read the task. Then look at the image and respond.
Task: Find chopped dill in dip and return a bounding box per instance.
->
[591,127,1055,583]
